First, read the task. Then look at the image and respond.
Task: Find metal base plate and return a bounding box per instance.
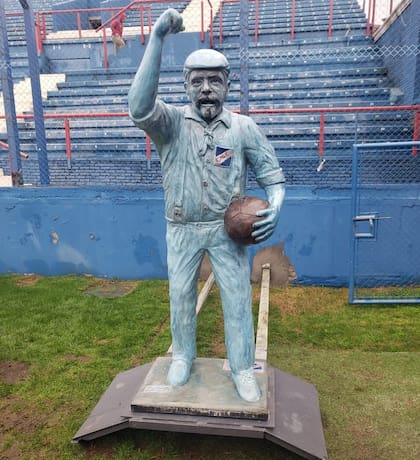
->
[72,359,327,460]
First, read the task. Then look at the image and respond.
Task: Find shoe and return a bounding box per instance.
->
[232,367,262,402]
[167,358,192,386]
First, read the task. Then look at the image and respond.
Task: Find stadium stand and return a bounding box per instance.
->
[0,0,417,186]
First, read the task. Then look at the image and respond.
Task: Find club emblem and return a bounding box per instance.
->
[214,146,234,167]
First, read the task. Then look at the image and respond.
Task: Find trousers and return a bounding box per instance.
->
[166,220,255,374]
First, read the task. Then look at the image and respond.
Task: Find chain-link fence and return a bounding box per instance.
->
[0,0,419,187]
[349,140,420,304]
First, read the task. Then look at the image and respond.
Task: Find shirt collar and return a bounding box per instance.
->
[184,105,232,129]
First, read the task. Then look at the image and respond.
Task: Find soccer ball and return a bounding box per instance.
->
[224,196,269,245]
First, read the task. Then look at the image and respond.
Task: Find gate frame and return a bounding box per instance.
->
[349,140,420,304]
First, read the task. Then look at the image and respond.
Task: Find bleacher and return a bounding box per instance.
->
[1,0,416,186]
[214,0,367,40]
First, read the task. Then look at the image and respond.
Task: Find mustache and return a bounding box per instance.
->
[198,98,220,104]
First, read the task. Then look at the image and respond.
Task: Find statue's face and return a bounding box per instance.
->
[185,69,229,123]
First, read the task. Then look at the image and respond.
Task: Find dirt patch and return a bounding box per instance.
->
[84,279,139,298]
[14,274,42,287]
[0,395,48,460]
[347,423,387,460]
[0,361,30,384]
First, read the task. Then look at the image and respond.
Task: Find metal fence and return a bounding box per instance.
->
[0,0,419,188]
[349,140,420,304]
[1,0,419,297]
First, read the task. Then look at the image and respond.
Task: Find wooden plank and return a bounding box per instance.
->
[255,263,271,362]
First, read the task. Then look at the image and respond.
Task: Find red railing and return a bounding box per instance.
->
[0,140,28,158]
[5,0,212,64]
[218,0,260,44]
[1,106,419,164]
[217,0,403,43]
[207,0,214,48]
[247,105,420,157]
[5,0,406,58]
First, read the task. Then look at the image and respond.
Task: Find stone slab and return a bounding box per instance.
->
[131,357,269,420]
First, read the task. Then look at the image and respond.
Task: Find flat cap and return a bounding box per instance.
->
[184,49,230,74]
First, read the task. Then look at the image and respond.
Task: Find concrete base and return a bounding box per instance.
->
[72,359,327,460]
[131,357,268,420]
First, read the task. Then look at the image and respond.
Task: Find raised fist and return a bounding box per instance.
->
[154,9,184,38]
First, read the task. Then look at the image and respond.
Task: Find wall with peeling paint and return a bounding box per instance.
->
[0,185,417,286]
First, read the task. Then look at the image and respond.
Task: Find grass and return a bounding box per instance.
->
[0,275,419,460]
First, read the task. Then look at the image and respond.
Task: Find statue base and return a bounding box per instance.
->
[73,358,327,460]
[131,357,268,420]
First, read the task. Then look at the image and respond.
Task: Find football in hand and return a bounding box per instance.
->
[224,196,269,245]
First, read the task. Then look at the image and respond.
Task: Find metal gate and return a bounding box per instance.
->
[349,141,420,304]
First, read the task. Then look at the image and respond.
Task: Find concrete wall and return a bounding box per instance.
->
[1,184,417,286]
[45,30,208,72]
[375,0,420,104]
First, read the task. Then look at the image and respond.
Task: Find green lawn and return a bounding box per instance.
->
[0,275,419,460]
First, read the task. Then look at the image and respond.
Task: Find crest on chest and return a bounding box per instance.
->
[214,146,234,168]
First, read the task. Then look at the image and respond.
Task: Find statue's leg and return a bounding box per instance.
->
[208,227,261,401]
[166,222,203,385]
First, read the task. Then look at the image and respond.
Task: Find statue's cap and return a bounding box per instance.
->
[184,49,230,75]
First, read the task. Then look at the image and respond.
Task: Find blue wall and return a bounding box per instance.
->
[376,0,420,104]
[1,185,419,285]
[0,184,416,286]
[0,186,352,284]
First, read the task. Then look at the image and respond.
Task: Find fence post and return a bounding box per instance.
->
[412,111,419,156]
[20,0,50,184]
[208,0,214,48]
[102,28,109,68]
[219,1,223,44]
[291,0,295,40]
[77,12,82,39]
[254,0,259,43]
[318,112,325,157]
[64,118,72,169]
[0,2,23,183]
[201,0,204,42]
[239,0,249,116]
[328,0,334,37]
[140,5,145,45]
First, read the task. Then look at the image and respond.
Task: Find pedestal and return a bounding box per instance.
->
[73,358,327,460]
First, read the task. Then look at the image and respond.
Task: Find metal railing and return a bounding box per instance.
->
[1,105,418,171]
[4,0,212,61]
[4,0,412,57]
[215,0,410,45]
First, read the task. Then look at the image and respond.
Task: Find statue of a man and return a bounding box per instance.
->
[128,9,285,402]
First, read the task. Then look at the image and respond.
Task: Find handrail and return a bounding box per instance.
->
[4,0,407,47]
[0,140,28,158]
[218,0,259,44]
[213,0,407,43]
[328,0,334,38]
[291,0,296,40]
[95,0,139,33]
[207,0,214,48]
[1,105,418,163]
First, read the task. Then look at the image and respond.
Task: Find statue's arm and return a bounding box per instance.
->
[128,9,184,120]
